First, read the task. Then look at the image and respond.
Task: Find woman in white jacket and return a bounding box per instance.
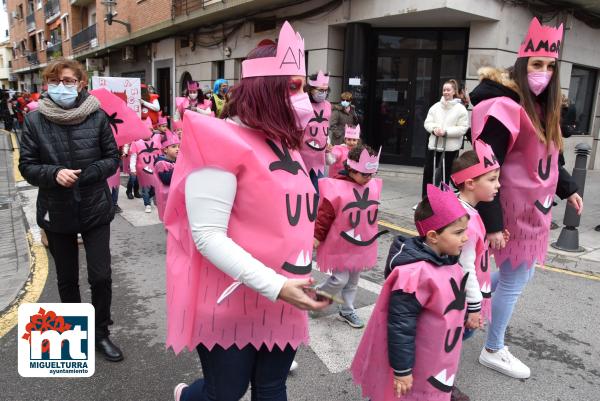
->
[421,79,469,198]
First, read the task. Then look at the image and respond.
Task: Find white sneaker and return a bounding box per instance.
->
[173,383,188,401]
[412,202,419,211]
[289,360,299,372]
[479,347,531,379]
[145,205,152,213]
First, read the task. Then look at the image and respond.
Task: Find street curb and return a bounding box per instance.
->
[0,232,49,338]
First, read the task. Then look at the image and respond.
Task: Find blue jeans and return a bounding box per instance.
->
[181,344,296,401]
[485,260,535,351]
[141,186,155,207]
[111,187,119,206]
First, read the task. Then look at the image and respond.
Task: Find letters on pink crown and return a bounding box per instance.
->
[517,17,563,59]
[163,112,316,354]
[352,262,467,401]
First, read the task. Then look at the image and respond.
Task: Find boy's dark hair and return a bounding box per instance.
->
[451,150,481,190]
[347,144,375,163]
[414,196,468,234]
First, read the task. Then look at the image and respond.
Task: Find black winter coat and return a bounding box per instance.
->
[18,94,119,234]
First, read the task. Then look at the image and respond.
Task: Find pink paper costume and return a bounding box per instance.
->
[299,100,331,179]
[316,177,386,272]
[351,261,467,401]
[327,124,360,177]
[154,133,180,222]
[471,97,558,268]
[164,112,317,353]
[175,97,213,120]
[131,134,163,188]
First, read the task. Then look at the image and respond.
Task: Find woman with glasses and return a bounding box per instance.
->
[18,59,123,362]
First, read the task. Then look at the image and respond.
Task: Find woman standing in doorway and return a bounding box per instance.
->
[469,17,582,379]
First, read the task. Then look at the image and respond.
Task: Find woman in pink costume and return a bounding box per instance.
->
[352,184,469,401]
[326,124,360,177]
[299,70,331,191]
[166,21,329,401]
[173,81,213,122]
[469,17,582,379]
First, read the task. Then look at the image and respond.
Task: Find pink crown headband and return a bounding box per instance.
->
[415,184,468,236]
[187,81,200,91]
[172,120,183,130]
[345,124,360,139]
[157,116,168,126]
[518,17,563,59]
[451,140,499,185]
[162,132,180,149]
[346,146,381,174]
[308,70,329,87]
[242,21,306,78]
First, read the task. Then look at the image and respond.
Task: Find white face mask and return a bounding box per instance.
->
[48,83,78,109]
[189,93,198,100]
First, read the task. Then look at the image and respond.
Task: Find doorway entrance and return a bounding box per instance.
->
[156,65,172,117]
[368,30,468,166]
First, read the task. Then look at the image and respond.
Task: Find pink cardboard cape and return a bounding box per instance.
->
[316,177,386,272]
[299,100,331,178]
[154,159,175,222]
[351,261,467,401]
[471,96,558,269]
[131,134,163,188]
[90,88,149,147]
[164,112,316,354]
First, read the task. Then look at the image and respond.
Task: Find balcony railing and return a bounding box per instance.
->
[45,0,60,23]
[46,42,63,59]
[172,0,223,18]
[26,13,35,32]
[72,24,97,51]
[26,52,39,66]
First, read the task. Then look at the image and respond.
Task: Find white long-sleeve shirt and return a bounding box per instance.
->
[184,165,287,302]
[458,198,483,312]
[141,98,160,112]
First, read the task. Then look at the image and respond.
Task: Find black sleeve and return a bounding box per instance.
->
[556,165,578,199]
[476,117,510,234]
[387,290,422,377]
[78,112,120,186]
[158,168,174,186]
[18,115,63,188]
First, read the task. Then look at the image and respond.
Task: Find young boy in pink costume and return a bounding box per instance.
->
[326,124,360,177]
[154,132,180,221]
[314,144,388,328]
[352,184,469,401]
[129,123,162,213]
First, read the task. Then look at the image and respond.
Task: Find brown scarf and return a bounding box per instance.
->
[38,94,100,125]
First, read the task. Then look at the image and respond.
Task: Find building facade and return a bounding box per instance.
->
[6,0,600,168]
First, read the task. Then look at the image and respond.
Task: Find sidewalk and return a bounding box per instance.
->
[0,131,30,313]
[378,163,600,276]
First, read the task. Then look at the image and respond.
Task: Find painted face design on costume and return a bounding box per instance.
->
[107,112,124,134]
[534,155,553,214]
[303,109,329,152]
[266,138,316,275]
[480,250,491,299]
[427,369,456,393]
[139,140,161,173]
[339,187,388,246]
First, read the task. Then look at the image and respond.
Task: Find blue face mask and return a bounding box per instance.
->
[48,83,78,108]
[221,87,228,94]
[341,100,350,107]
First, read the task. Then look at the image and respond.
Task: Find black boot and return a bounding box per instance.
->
[126,179,134,199]
[96,336,124,362]
[133,180,141,198]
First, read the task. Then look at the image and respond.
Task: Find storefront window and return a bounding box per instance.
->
[378,32,437,50]
[442,31,467,50]
[567,66,598,134]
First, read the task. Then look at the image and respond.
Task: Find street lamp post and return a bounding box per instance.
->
[102,0,131,33]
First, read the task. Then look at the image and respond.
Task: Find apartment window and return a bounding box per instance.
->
[37,31,44,50]
[567,65,598,135]
[18,4,24,19]
[27,0,33,14]
[61,14,70,39]
[49,27,61,45]
[213,60,224,80]
[36,0,41,9]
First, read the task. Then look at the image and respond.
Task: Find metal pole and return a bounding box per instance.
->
[551,143,591,252]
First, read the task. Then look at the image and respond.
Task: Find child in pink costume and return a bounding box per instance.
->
[315,144,387,328]
[352,184,469,401]
[469,17,581,378]
[130,128,162,211]
[174,81,213,122]
[167,21,329,401]
[299,70,331,190]
[327,124,360,177]
[154,132,179,222]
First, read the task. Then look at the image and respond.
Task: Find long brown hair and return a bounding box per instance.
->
[510,57,563,150]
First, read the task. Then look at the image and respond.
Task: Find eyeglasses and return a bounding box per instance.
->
[359,172,374,178]
[47,78,79,87]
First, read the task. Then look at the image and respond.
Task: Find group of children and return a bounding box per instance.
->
[311,122,502,400]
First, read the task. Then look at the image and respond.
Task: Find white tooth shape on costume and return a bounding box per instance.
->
[481,282,491,293]
[543,195,552,208]
[355,234,362,241]
[433,369,455,386]
[346,229,355,238]
[304,250,312,265]
[294,250,305,266]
